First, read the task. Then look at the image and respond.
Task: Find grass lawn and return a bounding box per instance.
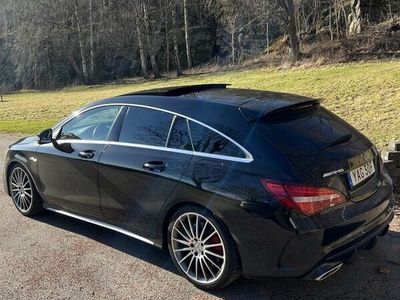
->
[0,60,399,148]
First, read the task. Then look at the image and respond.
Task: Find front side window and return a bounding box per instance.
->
[167,117,193,150]
[119,107,174,147]
[189,121,246,158]
[59,106,120,141]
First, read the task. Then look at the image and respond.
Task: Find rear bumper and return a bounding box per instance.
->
[302,208,393,280]
[237,177,395,279]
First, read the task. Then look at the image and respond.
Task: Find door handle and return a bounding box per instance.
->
[79,150,96,159]
[143,161,167,173]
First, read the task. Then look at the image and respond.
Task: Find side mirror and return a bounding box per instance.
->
[37,128,53,144]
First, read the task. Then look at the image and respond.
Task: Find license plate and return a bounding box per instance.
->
[347,160,375,188]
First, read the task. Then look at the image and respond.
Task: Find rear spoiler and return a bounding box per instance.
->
[239,99,320,122]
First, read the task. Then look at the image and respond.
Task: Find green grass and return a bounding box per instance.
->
[1,60,399,148]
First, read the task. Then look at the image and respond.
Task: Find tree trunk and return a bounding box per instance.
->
[183,0,192,68]
[231,30,236,65]
[165,14,170,74]
[348,0,361,36]
[148,37,161,79]
[136,23,149,79]
[329,3,334,41]
[89,0,95,79]
[230,14,237,65]
[341,1,349,34]
[143,3,160,79]
[334,0,340,40]
[67,51,84,79]
[74,1,89,83]
[266,21,270,53]
[282,0,301,61]
[171,7,182,76]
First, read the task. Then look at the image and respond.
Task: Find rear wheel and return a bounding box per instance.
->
[168,206,241,290]
[8,164,43,216]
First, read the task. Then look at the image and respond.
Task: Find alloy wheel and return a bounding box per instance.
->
[171,212,226,284]
[10,167,33,212]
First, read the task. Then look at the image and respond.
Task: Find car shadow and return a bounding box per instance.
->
[32,211,178,275]
[32,211,400,299]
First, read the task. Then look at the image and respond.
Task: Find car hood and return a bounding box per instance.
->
[11,136,37,147]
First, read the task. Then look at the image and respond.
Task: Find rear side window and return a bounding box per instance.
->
[167,117,192,150]
[259,107,360,155]
[119,107,173,147]
[189,121,246,158]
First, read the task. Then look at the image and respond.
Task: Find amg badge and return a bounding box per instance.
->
[323,168,345,178]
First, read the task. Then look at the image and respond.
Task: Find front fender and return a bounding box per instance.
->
[4,147,42,200]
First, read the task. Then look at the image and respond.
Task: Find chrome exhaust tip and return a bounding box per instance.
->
[314,263,343,281]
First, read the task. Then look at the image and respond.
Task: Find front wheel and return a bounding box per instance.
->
[8,164,43,216]
[168,206,241,290]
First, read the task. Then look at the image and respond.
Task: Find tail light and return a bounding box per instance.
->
[260,179,347,216]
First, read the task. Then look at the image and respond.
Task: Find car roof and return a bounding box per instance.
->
[81,84,318,147]
[86,84,317,123]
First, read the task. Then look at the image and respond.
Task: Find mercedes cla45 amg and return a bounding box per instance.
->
[3,84,394,289]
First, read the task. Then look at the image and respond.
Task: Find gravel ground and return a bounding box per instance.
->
[0,133,399,300]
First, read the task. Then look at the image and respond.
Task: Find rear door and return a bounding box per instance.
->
[98,107,193,236]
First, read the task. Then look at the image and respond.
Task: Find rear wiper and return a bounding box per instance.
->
[319,133,352,151]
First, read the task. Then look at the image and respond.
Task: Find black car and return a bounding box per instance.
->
[3,84,394,289]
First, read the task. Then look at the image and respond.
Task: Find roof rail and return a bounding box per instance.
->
[119,84,229,97]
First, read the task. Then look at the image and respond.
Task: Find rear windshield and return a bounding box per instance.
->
[258,107,360,155]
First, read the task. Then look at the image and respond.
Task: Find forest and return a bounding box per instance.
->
[0,0,399,91]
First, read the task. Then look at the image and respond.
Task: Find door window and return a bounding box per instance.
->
[167,117,193,151]
[59,106,121,141]
[119,107,174,147]
[188,121,246,158]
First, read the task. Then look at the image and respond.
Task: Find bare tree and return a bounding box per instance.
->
[74,1,89,83]
[171,4,182,76]
[348,0,361,35]
[277,0,301,61]
[183,0,192,68]
[89,0,95,78]
[1,0,399,90]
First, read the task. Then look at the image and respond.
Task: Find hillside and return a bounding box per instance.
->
[0,60,399,148]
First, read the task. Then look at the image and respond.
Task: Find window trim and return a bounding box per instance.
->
[53,103,254,163]
[165,115,177,147]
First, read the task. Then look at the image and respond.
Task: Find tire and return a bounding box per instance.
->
[168,205,241,290]
[8,164,43,216]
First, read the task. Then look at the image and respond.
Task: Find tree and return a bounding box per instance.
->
[183,0,192,68]
[277,0,301,61]
[74,1,89,83]
[0,0,398,91]
[348,0,361,36]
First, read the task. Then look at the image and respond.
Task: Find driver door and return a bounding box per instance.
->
[37,105,122,218]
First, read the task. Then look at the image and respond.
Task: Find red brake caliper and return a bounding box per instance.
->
[209,233,223,256]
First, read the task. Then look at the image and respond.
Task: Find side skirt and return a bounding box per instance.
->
[45,206,157,246]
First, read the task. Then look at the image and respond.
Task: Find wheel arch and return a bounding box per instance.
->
[5,159,42,199]
[161,201,243,269]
